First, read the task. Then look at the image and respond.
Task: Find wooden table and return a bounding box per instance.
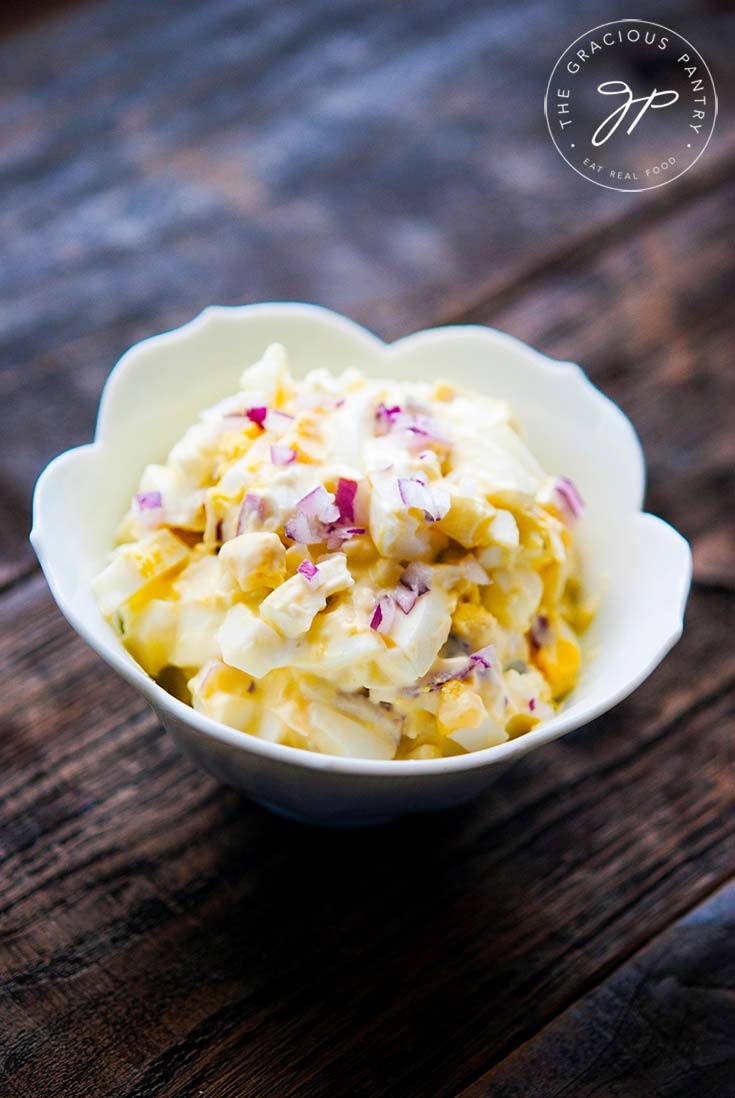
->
[1,2,733,1095]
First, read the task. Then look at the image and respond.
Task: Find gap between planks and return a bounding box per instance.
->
[451,865,735,1098]
[439,143,735,328]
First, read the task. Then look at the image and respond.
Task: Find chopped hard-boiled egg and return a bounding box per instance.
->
[259,553,353,637]
[219,531,286,594]
[93,344,591,759]
[92,529,188,617]
[218,603,298,678]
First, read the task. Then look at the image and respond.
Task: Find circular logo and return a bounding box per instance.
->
[544,20,717,191]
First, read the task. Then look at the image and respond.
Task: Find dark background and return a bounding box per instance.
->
[1,2,733,1096]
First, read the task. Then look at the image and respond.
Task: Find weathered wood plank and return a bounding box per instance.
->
[1,4,733,1094]
[1,160,733,1098]
[459,881,735,1098]
[0,576,731,1098]
[1,0,733,584]
[1,169,733,1080]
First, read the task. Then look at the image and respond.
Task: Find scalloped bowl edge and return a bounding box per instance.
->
[30,304,692,820]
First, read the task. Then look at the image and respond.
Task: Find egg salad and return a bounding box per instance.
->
[93,343,592,760]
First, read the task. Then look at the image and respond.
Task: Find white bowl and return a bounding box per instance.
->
[31,304,691,825]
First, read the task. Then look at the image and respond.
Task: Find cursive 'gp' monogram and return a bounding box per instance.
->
[544,20,717,192]
[592,82,679,147]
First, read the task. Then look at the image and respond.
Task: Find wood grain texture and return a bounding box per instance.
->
[1,0,734,584]
[2,186,734,1096]
[2,2,734,1095]
[0,575,732,1098]
[460,882,735,1098]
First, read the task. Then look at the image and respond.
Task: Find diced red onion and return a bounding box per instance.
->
[397,476,435,514]
[135,491,162,512]
[284,511,322,545]
[397,477,450,523]
[407,648,499,692]
[429,669,464,688]
[413,657,473,692]
[236,493,267,535]
[415,648,495,688]
[297,560,319,581]
[245,406,267,428]
[376,401,451,453]
[335,478,358,523]
[400,561,432,595]
[242,493,264,515]
[529,697,537,712]
[325,525,365,551]
[286,488,345,544]
[370,595,396,634]
[469,644,495,670]
[393,584,418,614]
[553,476,585,521]
[270,444,296,466]
[375,403,402,434]
[284,513,308,544]
[296,486,340,524]
[530,613,552,650]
